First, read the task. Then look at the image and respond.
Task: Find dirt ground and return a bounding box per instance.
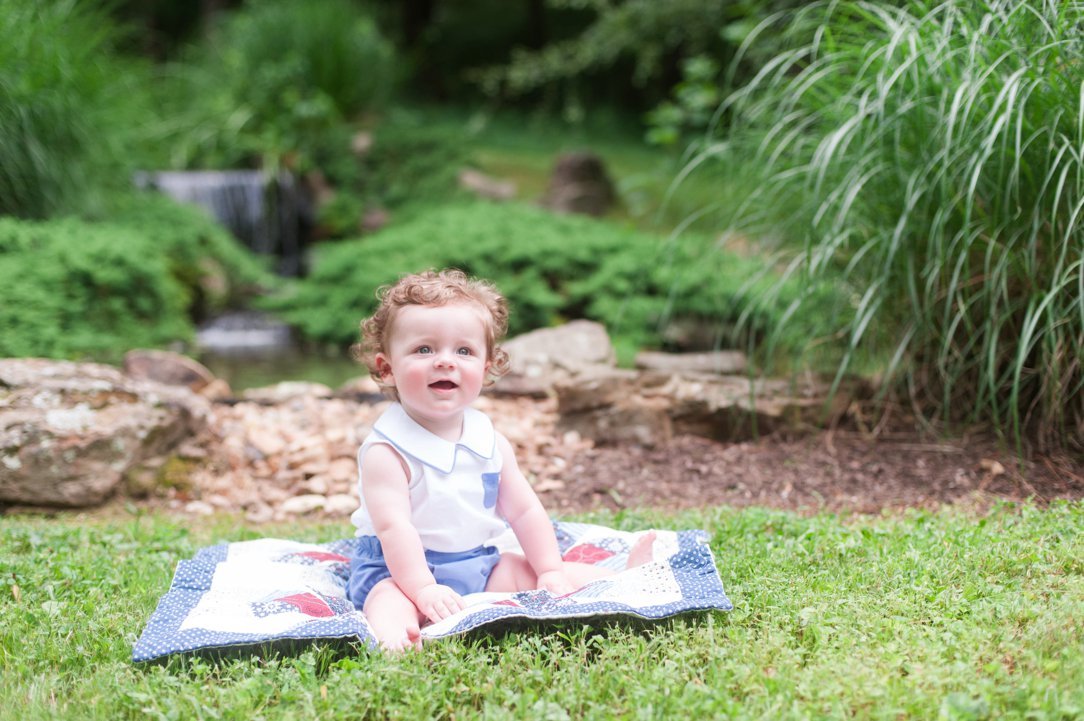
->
[536,424,1084,516]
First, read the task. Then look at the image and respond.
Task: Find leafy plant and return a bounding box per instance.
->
[644,56,723,148]
[102,191,276,318]
[261,201,834,359]
[472,0,809,110]
[691,0,1084,450]
[0,217,191,359]
[153,0,395,172]
[356,117,473,212]
[0,193,274,359]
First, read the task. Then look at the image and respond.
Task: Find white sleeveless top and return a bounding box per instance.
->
[350,403,508,553]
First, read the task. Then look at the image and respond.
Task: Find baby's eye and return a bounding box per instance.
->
[416,345,432,354]
[456,347,473,356]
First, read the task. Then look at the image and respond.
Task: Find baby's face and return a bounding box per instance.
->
[377,302,490,430]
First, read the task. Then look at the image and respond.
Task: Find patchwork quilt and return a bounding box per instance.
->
[132,521,732,662]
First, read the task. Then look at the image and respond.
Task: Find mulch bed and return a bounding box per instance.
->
[542,429,1084,516]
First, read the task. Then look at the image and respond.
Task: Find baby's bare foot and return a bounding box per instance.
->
[626,530,657,568]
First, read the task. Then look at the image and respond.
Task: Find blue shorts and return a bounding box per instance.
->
[347,535,501,609]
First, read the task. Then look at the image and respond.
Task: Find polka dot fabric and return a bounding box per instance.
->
[423,525,732,639]
[132,523,731,662]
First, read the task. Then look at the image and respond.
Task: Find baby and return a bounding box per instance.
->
[346,269,653,650]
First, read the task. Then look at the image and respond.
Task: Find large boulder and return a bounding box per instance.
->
[123,349,217,393]
[555,368,853,446]
[0,359,209,507]
[497,320,617,396]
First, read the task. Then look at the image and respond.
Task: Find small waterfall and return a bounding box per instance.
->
[135,170,311,276]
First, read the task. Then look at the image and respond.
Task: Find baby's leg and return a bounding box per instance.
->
[363,578,425,652]
[564,530,658,585]
[486,531,659,593]
[626,530,657,568]
[485,553,536,592]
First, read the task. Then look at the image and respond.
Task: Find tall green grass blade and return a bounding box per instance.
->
[686,0,1084,451]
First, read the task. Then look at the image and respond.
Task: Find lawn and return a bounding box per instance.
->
[2,502,1082,720]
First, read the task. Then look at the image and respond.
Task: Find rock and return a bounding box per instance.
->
[458,169,516,201]
[556,371,673,447]
[242,381,333,403]
[361,207,390,233]
[280,494,326,515]
[0,359,208,507]
[327,457,357,484]
[199,378,233,400]
[246,428,286,458]
[666,374,851,440]
[245,501,274,524]
[302,475,330,495]
[324,493,358,516]
[499,320,617,395]
[541,151,616,217]
[635,350,747,375]
[124,349,217,393]
[184,500,214,515]
[554,368,642,415]
[351,131,373,157]
[336,375,385,403]
[555,369,852,446]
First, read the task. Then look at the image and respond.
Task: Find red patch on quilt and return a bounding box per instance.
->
[294,551,350,563]
[276,592,335,617]
[562,543,615,565]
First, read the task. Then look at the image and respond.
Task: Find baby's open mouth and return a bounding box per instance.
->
[429,380,458,390]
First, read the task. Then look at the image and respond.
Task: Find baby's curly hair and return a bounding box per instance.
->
[351,269,512,399]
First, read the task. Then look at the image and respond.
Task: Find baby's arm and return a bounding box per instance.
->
[362,443,465,622]
[494,433,574,595]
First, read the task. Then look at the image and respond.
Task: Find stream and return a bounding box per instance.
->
[195,311,362,391]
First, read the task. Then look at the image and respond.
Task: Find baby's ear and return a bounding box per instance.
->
[374,354,394,382]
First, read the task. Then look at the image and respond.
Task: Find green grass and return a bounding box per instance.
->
[3,502,1082,719]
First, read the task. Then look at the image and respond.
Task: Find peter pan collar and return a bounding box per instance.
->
[373,403,496,474]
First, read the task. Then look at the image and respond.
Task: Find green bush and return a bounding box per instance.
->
[357,119,473,212]
[102,192,276,318]
[0,218,191,359]
[156,0,395,172]
[262,201,833,359]
[0,193,275,359]
[693,0,1084,449]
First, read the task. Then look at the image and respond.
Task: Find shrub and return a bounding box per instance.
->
[0,218,191,359]
[0,193,275,359]
[261,201,832,359]
[357,119,473,212]
[692,0,1084,450]
[102,192,276,318]
[156,0,395,173]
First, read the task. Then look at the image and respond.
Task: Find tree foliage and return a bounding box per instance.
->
[471,0,808,108]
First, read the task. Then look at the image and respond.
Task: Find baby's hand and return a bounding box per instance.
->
[536,569,575,596]
[414,584,465,624]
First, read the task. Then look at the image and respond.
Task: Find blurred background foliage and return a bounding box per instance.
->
[0,0,1080,451]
